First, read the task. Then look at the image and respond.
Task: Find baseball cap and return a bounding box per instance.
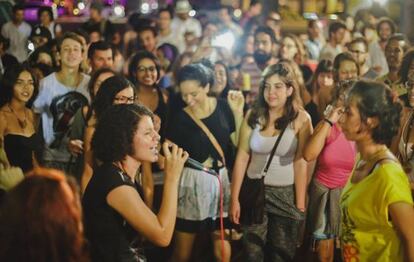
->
[175,0,192,14]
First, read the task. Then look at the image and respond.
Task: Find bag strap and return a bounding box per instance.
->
[184,107,226,165]
[263,126,287,176]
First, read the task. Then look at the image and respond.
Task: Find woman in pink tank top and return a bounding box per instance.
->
[303,53,358,262]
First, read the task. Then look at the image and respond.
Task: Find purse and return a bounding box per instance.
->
[239,126,287,226]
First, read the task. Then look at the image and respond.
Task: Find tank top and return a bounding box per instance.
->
[247,124,297,186]
[314,124,356,189]
[4,133,41,172]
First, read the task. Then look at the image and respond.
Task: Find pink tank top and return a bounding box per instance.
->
[314,124,356,189]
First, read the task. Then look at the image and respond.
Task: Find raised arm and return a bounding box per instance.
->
[303,105,343,161]
[230,111,253,224]
[107,143,188,247]
[227,90,245,147]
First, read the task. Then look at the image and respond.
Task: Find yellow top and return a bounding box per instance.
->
[340,161,413,262]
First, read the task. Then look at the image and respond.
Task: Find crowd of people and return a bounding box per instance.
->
[1,0,414,261]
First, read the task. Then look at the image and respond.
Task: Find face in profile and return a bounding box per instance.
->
[339,96,363,141]
[131,115,160,163]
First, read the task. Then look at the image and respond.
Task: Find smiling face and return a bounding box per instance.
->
[136,58,158,87]
[13,71,35,104]
[131,115,160,163]
[59,38,83,69]
[213,63,227,93]
[263,74,292,109]
[180,80,209,108]
[338,60,358,81]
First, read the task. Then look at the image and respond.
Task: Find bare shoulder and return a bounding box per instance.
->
[294,109,311,129]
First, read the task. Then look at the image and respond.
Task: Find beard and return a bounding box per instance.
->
[253,50,272,65]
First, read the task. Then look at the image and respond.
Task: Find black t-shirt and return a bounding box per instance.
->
[305,100,321,128]
[82,163,142,262]
[166,98,236,169]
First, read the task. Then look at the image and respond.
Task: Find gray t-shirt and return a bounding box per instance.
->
[33,72,90,162]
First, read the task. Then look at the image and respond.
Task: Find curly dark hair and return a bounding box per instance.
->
[0,63,39,108]
[92,75,135,121]
[348,80,402,145]
[248,62,301,130]
[398,48,414,84]
[92,104,154,163]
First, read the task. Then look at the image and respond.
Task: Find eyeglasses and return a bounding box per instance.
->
[137,66,157,73]
[114,95,136,103]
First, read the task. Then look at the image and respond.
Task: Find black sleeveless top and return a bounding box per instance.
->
[154,87,168,142]
[4,133,41,172]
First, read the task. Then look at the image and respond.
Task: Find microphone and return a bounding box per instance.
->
[166,145,218,176]
[185,157,218,176]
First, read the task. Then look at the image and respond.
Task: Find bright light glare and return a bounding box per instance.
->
[141,3,150,14]
[73,8,80,15]
[212,31,235,50]
[233,9,242,18]
[189,10,196,17]
[77,2,85,10]
[28,42,35,52]
[114,5,125,16]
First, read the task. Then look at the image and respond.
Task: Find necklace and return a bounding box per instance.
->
[355,146,388,170]
[8,104,27,130]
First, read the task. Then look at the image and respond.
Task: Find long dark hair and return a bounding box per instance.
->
[248,63,301,130]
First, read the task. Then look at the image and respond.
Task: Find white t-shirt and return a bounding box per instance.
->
[1,21,31,62]
[319,43,343,62]
[157,30,186,53]
[33,72,90,162]
[171,17,202,39]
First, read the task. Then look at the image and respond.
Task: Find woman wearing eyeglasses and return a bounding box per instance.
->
[81,75,136,192]
[392,49,414,190]
[128,51,169,211]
